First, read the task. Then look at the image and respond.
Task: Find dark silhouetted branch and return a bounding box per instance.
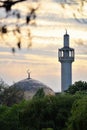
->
[0,0,27,12]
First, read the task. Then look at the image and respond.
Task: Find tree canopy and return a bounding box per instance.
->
[0,80,24,106]
[20,95,75,130]
[66,81,87,94]
[0,87,87,130]
[67,96,87,130]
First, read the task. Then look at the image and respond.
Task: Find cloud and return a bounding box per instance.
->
[0,0,87,92]
[75,39,85,46]
[52,0,78,4]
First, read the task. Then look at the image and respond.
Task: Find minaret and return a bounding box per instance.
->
[58,31,75,92]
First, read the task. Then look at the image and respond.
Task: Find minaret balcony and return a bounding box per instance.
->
[59,56,74,62]
[58,47,75,63]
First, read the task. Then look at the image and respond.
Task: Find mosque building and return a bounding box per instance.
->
[12,31,75,96]
[13,70,55,100]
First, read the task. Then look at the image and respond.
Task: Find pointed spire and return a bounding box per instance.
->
[66,29,67,34]
[64,29,69,47]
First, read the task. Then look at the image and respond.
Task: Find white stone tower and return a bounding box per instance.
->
[58,31,75,91]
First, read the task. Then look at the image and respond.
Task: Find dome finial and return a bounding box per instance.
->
[27,69,31,79]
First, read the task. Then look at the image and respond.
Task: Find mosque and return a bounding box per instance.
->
[13,70,55,100]
[12,31,75,99]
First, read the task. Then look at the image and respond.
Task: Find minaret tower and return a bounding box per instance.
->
[58,31,75,91]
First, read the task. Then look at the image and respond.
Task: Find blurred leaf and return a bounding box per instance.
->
[26,15,31,24]
[16,13,21,19]
[1,26,7,34]
[17,41,21,49]
[60,3,65,8]
[12,47,15,53]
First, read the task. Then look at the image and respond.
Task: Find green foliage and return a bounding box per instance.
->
[67,95,87,130]
[0,100,28,130]
[33,88,45,99]
[0,80,24,106]
[66,81,87,94]
[20,94,75,130]
[42,128,53,130]
[0,87,87,130]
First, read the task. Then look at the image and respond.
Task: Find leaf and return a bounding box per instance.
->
[1,26,7,34]
[16,13,20,19]
[12,47,15,53]
[26,15,31,24]
[17,41,21,49]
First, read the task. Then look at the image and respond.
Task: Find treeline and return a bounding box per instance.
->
[0,80,87,130]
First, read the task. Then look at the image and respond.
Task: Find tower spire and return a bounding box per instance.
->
[65,29,67,34]
[64,30,69,47]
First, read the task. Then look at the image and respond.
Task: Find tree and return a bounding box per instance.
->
[67,95,87,130]
[0,0,27,12]
[33,88,45,99]
[0,80,24,106]
[60,0,87,24]
[19,94,75,130]
[0,0,39,53]
[0,100,28,130]
[66,81,87,94]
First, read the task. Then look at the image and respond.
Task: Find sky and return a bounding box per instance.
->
[0,0,87,92]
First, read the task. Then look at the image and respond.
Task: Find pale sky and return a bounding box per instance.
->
[0,0,87,92]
